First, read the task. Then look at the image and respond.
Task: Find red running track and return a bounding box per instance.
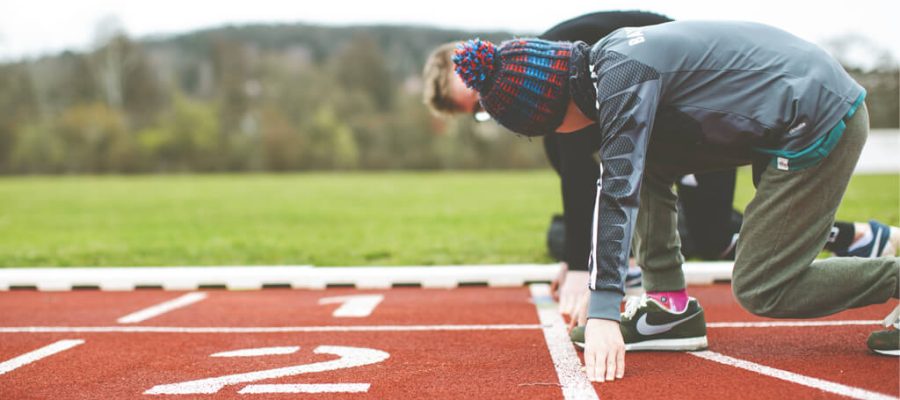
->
[0,285,897,399]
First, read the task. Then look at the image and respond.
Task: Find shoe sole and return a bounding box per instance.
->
[872,348,900,356]
[573,336,708,352]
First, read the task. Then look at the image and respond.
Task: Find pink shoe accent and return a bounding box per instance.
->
[647,289,689,312]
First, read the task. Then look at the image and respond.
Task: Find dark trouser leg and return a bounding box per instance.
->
[677,169,740,260]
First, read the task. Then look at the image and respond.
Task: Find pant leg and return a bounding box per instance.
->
[633,163,686,292]
[557,127,604,270]
[677,169,740,260]
[732,103,900,318]
[543,133,562,175]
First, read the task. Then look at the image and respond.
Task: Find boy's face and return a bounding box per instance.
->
[447,69,480,114]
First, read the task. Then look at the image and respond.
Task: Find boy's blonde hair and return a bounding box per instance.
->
[422,42,461,116]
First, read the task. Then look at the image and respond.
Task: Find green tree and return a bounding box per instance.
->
[333,34,394,112]
[302,106,358,169]
[55,103,138,173]
[138,95,220,171]
[259,106,302,171]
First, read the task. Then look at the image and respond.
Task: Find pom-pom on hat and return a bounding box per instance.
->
[453,38,574,136]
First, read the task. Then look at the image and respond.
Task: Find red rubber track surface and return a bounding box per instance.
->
[0,285,897,400]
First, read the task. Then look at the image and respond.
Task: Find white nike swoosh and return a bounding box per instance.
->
[869,227,883,258]
[636,311,700,336]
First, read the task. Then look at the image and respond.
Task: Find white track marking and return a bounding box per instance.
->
[239,383,371,394]
[690,351,898,400]
[530,284,598,400]
[145,346,388,395]
[0,324,542,333]
[0,339,84,376]
[318,295,384,318]
[0,320,882,334]
[211,346,300,358]
[116,292,207,324]
[708,320,881,328]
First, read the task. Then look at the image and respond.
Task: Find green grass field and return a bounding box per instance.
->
[0,171,897,267]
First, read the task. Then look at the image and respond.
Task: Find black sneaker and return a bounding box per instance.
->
[868,304,899,356]
[571,294,708,351]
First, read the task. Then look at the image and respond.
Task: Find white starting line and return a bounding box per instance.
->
[0,324,545,334]
[0,319,881,334]
[707,320,883,328]
[116,292,208,324]
[0,339,84,376]
[530,284,598,400]
[690,351,898,400]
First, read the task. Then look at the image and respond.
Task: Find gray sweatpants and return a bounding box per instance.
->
[634,102,900,318]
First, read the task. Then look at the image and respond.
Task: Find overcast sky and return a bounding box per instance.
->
[2,0,898,68]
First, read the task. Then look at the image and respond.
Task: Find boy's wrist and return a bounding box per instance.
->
[588,289,624,322]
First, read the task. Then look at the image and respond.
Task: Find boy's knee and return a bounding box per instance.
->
[732,275,779,317]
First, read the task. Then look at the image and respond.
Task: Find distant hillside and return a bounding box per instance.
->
[143,23,525,79]
[0,22,894,175]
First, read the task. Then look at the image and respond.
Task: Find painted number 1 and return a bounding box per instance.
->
[319,294,384,318]
[145,345,389,395]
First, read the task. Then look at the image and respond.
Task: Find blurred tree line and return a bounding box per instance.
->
[0,22,896,174]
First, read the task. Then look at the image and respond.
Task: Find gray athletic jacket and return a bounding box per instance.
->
[569,21,867,321]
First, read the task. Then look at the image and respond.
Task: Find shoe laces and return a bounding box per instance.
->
[623,294,648,319]
[884,304,900,329]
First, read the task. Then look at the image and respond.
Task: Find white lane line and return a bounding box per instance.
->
[690,351,898,400]
[239,384,371,394]
[529,284,598,400]
[0,324,542,333]
[318,295,384,318]
[708,321,881,328]
[211,346,300,358]
[0,321,878,333]
[116,292,208,324]
[0,339,84,376]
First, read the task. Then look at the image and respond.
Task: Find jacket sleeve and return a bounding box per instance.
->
[586,50,662,321]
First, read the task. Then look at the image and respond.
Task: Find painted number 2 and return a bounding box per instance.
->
[144,345,389,395]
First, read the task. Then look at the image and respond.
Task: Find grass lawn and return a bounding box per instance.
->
[0,171,897,267]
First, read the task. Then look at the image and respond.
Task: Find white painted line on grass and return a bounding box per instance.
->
[708,320,881,328]
[0,339,84,376]
[211,346,300,358]
[0,324,543,334]
[239,384,371,394]
[690,351,898,400]
[319,294,384,318]
[117,292,208,324]
[530,284,598,400]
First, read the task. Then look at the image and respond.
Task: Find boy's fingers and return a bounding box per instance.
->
[605,350,617,381]
[615,348,625,379]
[562,294,580,316]
[577,299,588,326]
[594,350,606,382]
[567,297,585,330]
[558,294,571,315]
[584,348,596,381]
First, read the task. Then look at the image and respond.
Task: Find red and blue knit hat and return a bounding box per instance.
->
[453,38,573,136]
